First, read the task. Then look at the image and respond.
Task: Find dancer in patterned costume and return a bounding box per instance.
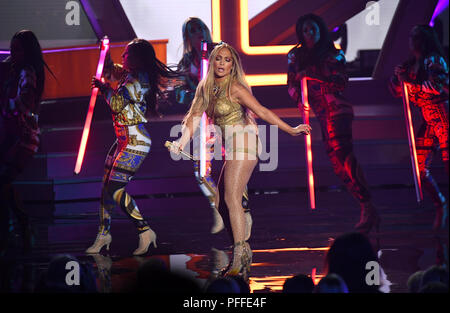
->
[287,14,379,234]
[389,25,449,230]
[87,39,177,255]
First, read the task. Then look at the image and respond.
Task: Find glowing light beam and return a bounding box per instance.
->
[401,82,423,203]
[239,0,294,55]
[199,40,209,178]
[74,36,110,175]
[211,0,222,42]
[301,77,316,210]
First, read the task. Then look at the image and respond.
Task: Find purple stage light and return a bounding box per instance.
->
[0,44,124,56]
[74,36,110,175]
[430,0,448,26]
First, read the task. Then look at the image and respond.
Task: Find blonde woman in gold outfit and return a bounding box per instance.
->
[170,43,311,278]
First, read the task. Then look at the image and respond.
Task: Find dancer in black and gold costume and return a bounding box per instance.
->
[389,25,449,230]
[177,17,252,239]
[287,14,379,234]
[87,39,177,255]
[170,42,311,279]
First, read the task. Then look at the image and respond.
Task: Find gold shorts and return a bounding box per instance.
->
[222,124,260,160]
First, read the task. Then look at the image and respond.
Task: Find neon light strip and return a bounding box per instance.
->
[349,77,373,81]
[239,0,343,55]
[245,43,341,86]
[402,82,423,202]
[211,0,222,42]
[301,77,316,210]
[199,41,209,178]
[252,247,329,253]
[200,41,209,79]
[430,0,449,26]
[246,73,287,86]
[209,0,342,85]
[311,267,317,285]
[0,44,125,55]
[74,37,110,175]
[239,0,294,55]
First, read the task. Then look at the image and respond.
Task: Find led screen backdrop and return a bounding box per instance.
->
[0,0,97,49]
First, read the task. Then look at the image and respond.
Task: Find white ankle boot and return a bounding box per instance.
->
[133,229,157,256]
[86,233,112,254]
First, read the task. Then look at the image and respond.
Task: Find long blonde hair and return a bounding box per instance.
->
[182,17,212,56]
[182,42,256,126]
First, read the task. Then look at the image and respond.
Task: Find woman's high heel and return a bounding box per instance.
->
[86,233,112,254]
[133,229,157,256]
[220,241,252,281]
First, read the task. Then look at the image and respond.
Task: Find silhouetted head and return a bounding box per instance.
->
[37,254,97,293]
[282,274,314,293]
[325,232,379,293]
[228,276,250,293]
[296,14,332,50]
[421,265,449,288]
[314,273,349,293]
[407,270,424,293]
[10,30,42,68]
[10,30,45,98]
[293,14,337,70]
[135,258,201,293]
[122,38,157,73]
[419,281,449,293]
[409,25,445,58]
[205,277,241,293]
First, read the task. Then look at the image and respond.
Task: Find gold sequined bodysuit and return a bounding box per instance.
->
[209,81,259,158]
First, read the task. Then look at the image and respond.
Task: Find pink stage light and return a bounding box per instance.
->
[311,267,318,285]
[301,77,316,210]
[199,41,209,178]
[401,82,423,203]
[1,44,125,55]
[430,0,449,26]
[74,36,110,175]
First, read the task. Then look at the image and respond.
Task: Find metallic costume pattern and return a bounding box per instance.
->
[97,67,152,235]
[210,79,259,159]
[287,47,372,205]
[390,54,449,209]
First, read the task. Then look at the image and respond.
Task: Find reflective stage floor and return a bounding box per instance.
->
[1,186,448,293]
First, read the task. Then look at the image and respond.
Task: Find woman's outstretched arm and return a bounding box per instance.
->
[232,83,311,136]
